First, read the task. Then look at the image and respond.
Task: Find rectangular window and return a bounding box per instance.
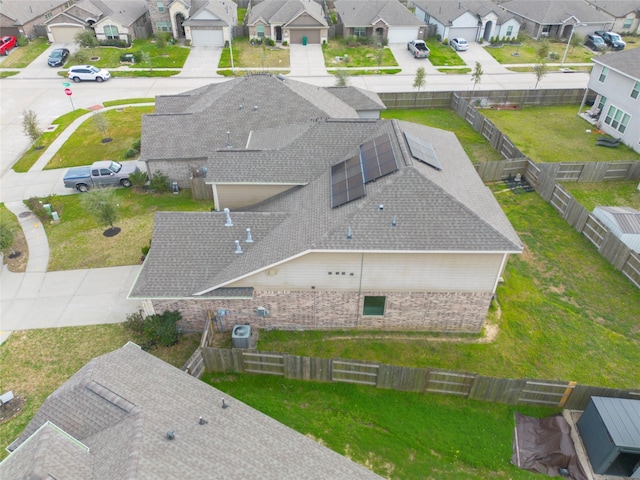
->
[597,95,606,111]
[353,27,366,37]
[45,12,53,20]
[598,66,608,83]
[604,105,631,134]
[156,21,170,32]
[363,296,385,316]
[623,19,633,29]
[541,25,551,36]
[506,26,513,37]
[104,25,119,40]
[157,1,165,13]
[631,81,640,100]
[257,25,265,38]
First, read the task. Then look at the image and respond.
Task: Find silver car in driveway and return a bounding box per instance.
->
[449,38,468,51]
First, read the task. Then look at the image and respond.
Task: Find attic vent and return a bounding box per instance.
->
[234,240,243,254]
[378,204,384,211]
[226,131,232,149]
[246,228,253,243]
[347,226,352,239]
[224,208,233,226]
[166,431,175,440]
[254,105,258,112]
[392,216,397,227]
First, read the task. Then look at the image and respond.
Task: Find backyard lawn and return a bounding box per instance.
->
[481,105,640,163]
[560,180,640,211]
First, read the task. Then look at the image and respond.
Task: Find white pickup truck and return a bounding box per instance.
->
[407,40,430,58]
[63,160,139,192]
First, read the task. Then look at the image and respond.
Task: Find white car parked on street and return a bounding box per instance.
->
[67,65,111,82]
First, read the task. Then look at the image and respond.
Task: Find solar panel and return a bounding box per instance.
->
[331,155,365,208]
[361,133,398,183]
[404,132,442,171]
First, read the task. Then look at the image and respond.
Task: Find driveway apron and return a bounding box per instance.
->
[288,44,327,76]
[177,46,222,78]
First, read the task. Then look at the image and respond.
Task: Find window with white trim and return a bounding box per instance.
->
[597,95,606,111]
[604,105,630,133]
[631,81,640,100]
[156,21,170,32]
[157,1,165,13]
[104,25,119,40]
[598,66,609,83]
[257,25,265,38]
[623,19,632,29]
[45,12,53,20]
[353,27,366,37]
[506,26,513,37]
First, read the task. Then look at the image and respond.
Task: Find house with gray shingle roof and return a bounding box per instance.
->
[246,0,329,44]
[584,48,640,154]
[501,0,613,40]
[0,342,383,479]
[130,75,522,333]
[334,0,424,43]
[169,0,237,46]
[412,0,522,44]
[0,0,74,39]
[584,0,640,34]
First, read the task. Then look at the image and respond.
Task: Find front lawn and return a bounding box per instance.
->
[481,105,640,162]
[205,373,556,479]
[219,37,290,68]
[68,39,190,69]
[484,37,595,64]
[0,38,50,68]
[39,189,212,271]
[322,39,398,67]
[45,106,154,169]
[425,39,466,66]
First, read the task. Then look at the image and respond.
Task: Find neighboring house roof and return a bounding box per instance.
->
[1,342,383,479]
[412,0,517,25]
[501,0,612,24]
[584,0,640,18]
[92,0,149,27]
[0,0,69,24]
[592,206,640,253]
[131,76,522,299]
[247,0,328,27]
[335,0,423,27]
[592,47,640,80]
[326,86,388,112]
[182,0,237,28]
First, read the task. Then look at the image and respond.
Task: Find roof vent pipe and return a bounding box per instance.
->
[246,228,253,243]
[378,204,384,211]
[239,104,243,110]
[166,431,175,440]
[235,240,243,254]
[254,105,258,112]
[224,208,233,226]
[392,216,397,227]
[347,226,352,239]
[226,131,232,149]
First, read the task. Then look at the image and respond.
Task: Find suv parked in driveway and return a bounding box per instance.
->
[594,31,625,50]
[0,36,17,55]
[67,65,111,82]
[585,34,606,51]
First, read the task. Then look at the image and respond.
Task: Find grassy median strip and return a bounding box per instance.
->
[205,372,554,479]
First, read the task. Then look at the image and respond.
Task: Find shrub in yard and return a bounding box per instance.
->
[266,38,275,47]
[124,309,146,336]
[282,40,288,46]
[124,309,183,349]
[133,51,143,63]
[149,170,170,193]
[25,196,58,222]
[17,36,29,47]
[129,169,149,189]
[125,148,138,159]
[132,139,141,151]
[100,39,128,48]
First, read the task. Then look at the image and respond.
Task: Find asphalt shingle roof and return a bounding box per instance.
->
[594,47,640,80]
[247,0,327,26]
[334,0,423,27]
[1,343,383,479]
[501,0,612,24]
[411,0,517,24]
[0,0,69,23]
[585,0,640,18]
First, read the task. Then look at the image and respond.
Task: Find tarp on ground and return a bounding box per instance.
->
[511,413,588,480]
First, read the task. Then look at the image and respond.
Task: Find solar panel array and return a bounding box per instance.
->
[331,133,398,208]
[331,155,365,208]
[404,132,442,171]
[361,133,398,183]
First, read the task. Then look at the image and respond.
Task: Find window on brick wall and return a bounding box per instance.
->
[353,27,366,37]
[104,25,119,40]
[257,25,265,38]
[363,296,385,316]
[623,18,632,29]
[156,21,170,32]
[157,1,165,13]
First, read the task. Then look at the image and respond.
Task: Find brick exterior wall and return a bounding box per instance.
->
[146,0,172,35]
[151,290,492,333]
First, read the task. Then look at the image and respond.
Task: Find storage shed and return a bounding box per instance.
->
[592,206,640,253]
[576,397,640,478]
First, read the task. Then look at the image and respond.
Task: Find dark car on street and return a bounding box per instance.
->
[585,34,606,52]
[48,48,70,67]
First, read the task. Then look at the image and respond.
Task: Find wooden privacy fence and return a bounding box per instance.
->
[200,348,640,411]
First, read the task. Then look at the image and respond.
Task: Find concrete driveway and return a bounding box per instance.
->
[388,43,438,76]
[177,46,222,78]
[289,44,327,76]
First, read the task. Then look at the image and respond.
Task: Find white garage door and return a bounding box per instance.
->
[50,26,84,43]
[387,27,420,43]
[191,29,224,46]
[447,28,478,42]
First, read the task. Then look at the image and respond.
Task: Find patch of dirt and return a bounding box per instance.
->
[3,229,28,272]
[103,227,121,237]
[0,394,26,424]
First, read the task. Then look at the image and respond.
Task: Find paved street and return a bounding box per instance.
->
[0,41,591,343]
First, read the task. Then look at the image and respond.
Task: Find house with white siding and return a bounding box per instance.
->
[130,75,522,334]
[584,48,640,154]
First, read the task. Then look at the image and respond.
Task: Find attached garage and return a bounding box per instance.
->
[289,29,320,44]
[191,28,224,46]
[447,27,478,42]
[49,25,84,43]
[387,27,420,43]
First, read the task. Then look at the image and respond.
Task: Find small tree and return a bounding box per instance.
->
[0,223,16,257]
[80,187,119,232]
[536,40,550,61]
[22,110,43,149]
[413,67,426,92]
[533,62,549,88]
[471,61,484,93]
[92,111,110,142]
[570,33,583,52]
[75,29,99,56]
[334,69,350,87]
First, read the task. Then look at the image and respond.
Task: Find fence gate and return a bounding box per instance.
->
[518,381,575,407]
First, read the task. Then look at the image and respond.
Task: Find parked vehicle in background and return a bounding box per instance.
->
[585,34,606,51]
[449,38,468,51]
[407,40,430,58]
[0,36,17,55]
[594,31,625,50]
[67,65,111,82]
[63,160,139,192]
[48,48,70,67]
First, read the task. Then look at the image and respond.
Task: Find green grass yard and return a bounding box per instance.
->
[560,181,640,211]
[322,40,398,68]
[0,38,50,68]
